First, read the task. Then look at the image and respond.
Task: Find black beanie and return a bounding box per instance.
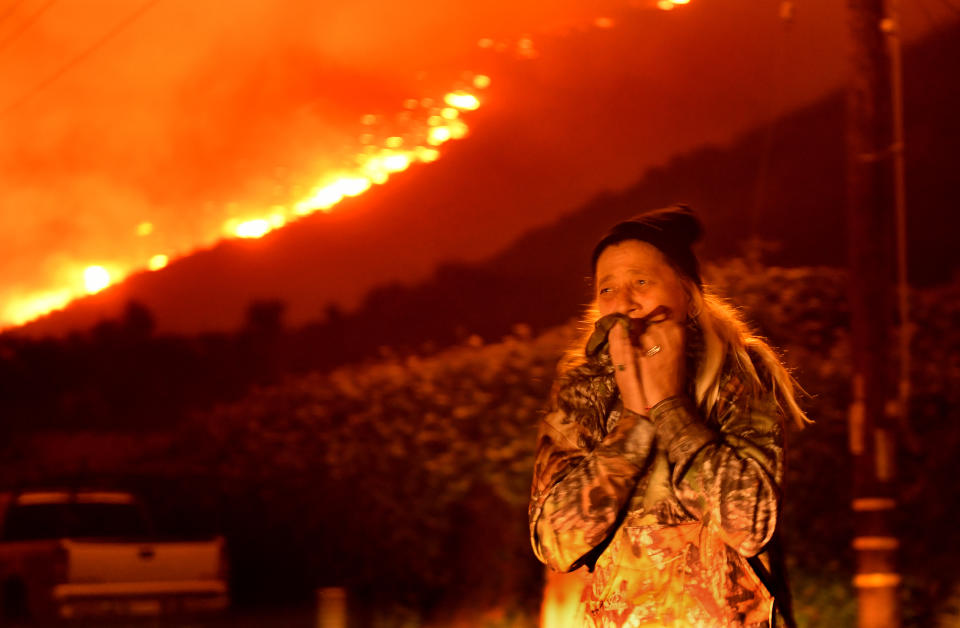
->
[590,205,704,286]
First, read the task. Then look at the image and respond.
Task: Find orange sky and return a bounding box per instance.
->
[0,0,953,330]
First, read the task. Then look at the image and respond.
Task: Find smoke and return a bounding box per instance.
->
[0,0,950,328]
[0,0,634,321]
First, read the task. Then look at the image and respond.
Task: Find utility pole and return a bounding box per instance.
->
[845,0,903,627]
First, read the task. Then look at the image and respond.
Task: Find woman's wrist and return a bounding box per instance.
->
[643,388,683,410]
[648,394,687,415]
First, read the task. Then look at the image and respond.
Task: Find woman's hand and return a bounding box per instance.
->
[638,318,686,407]
[608,321,648,414]
[609,311,687,413]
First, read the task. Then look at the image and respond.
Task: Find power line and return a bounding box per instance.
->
[0,0,29,30]
[0,0,56,54]
[0,0,161,118]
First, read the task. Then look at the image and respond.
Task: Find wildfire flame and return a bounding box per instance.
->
[3,0,696,331]
[83,266,111,295]
[221,80,486,243]
[657,0,690,10]
[2,79,491,328]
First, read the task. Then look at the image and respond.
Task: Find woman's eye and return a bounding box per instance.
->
[635,279,646,286]
[599,287,613,295]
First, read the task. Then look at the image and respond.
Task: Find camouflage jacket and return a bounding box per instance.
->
[529,349,784,628]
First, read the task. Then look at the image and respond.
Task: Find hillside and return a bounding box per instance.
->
[279,19,960,372]
[11,20,960,344]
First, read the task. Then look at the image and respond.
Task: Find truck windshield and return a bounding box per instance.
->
[70,503,149,538]
[2,502,149,540]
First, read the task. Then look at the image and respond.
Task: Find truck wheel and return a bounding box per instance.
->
[1,578,28,621]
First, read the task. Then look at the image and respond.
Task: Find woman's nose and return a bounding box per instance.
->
[615,289,641,315]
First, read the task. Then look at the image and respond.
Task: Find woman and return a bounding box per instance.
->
[529,206,807,628]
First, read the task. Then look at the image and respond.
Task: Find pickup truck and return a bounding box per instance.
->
[0,489,229,621]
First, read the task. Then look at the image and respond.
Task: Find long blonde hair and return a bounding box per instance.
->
[684,279,809,428]
[561,277,810,429]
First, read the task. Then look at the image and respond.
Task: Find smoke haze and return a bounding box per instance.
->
[0,0,951,328]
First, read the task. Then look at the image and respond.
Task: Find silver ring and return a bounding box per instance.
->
[644,344,662,357]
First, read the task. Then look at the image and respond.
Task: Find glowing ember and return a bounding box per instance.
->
[234,219,271,239]
[595,17,615,28]
[382,153,411,173]
[137,222,154,236]
[443,92,480,111]
[4,291,73,327]
[517,36,539,59]
[337,177,373,197]
[657,0,692,9]
[472,75,491,89]
[83,266,111,294]
[148,255,169,271]
[448,119,469,140]
[416,147,440,162]
[427,126,452,146]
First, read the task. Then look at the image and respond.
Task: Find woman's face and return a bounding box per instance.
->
[594,240,690,320]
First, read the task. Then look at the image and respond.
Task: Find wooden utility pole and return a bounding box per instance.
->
[846,1,903,627]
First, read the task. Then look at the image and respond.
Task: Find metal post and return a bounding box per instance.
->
[846,1,902,626]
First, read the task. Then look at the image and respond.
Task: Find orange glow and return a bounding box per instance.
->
[428,126,452,146]
[443,92,480,111]
[5,291,73,327]
[595,17,615,28]
[447,120,468,140]
[296,187,341,214]
[234,219,272,239]
[381,153,411,173]
[517,36,538,59]
[3,73,488,330]
[337,177,373,197]
[83,266,111,294]
[295,176,376,215]
[148,254,169,271]
[541,570,586,628]
[654,0,693,9]
[416,147,440,163]
[477,38,494,48]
